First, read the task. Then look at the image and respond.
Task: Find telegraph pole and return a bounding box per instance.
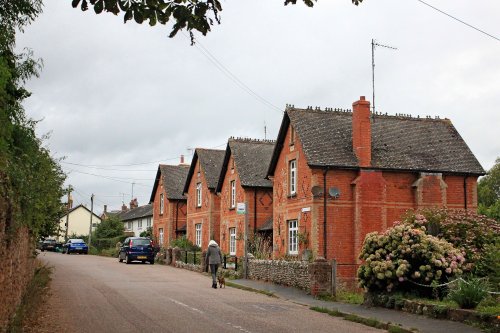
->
[64,185,72,242]
[88,194,94,247]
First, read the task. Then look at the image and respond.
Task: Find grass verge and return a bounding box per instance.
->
[7,263,52,332]
[226,281,277,298]
[310,306,416,333]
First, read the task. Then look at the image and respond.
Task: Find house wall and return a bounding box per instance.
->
[271,122,479,281]
[219,155,273,256]
[152,182,169,247]
[186,161,220,250]
[58,206,101,241]
[152,181,187,248]
[123,215,153,237]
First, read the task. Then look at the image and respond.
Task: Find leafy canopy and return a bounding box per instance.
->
[72,0,364,43]
[1,0,66,239]
[94,215,124,238]
[478,157,500,220]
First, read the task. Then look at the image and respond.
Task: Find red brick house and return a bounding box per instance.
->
[215,138,275,257]
[267,96,485,280]
[150,164,189,248]
[183,148,225,249]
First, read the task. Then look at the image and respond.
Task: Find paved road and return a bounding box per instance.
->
[39,252,382,333]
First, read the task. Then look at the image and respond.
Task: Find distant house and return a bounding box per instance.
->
[58,204,101,241]
[183,148,225,249]
[119,200,153,237]
[267,96,485,280]
[150,163,189,247]
[216,138,275,257]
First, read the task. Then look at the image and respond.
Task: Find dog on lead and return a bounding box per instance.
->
[217,275,226,288]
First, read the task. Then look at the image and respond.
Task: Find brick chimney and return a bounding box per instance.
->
[352,96,372,167]
[103,204,107,213]
[121,203,128,212]
[129,198,138,209]
[180,155,185,165]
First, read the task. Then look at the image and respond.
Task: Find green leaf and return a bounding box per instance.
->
[81,0,89,11]
[133,9,144,23]
[118,0,130,11]
[124,9,133,22]
[94,0,104,14]
[72,0,81,9]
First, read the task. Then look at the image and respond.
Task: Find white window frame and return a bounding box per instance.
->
[288,220,298,255]
[127,221,132,230]
[159,228,164,246]
[196,183,202,207]
[147,217,151,227]
[230,180,236,208]
[160,193,164,214]
[195,223,202,247]
[289,159,297,195]
[138,219,142,229]
[229,227,236,255]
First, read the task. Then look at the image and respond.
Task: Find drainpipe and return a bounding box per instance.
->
[254,188,257,235]
[323,167,329,258]
[463,176,468,211]
[175,201,179,238]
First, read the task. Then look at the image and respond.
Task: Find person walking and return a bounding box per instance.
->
[205,240,222,289]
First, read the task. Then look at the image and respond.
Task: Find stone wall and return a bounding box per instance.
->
[0,173,36,331]
[247,259,310,291]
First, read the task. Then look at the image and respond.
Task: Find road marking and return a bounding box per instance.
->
[168,298,204,314]
[226,322,253,333]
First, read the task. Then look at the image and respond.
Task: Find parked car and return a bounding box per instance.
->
[118,237,154,264]
[63,239,89,254]
[41,239,58,252]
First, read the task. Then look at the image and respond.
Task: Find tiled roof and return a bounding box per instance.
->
[61,204,101,220]
[269,108,484,175]
[120,204,153,222]
[161,165,190,200]
[184,148,225,193]
[149,164,189,202]
[216,138,275,192]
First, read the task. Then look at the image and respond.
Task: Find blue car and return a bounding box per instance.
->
[63,239,89,254]
[118,237,155,264]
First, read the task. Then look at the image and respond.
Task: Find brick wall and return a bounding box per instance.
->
[186,161,220,250]
[0,174,36,329]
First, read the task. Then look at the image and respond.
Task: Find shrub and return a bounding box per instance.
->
[358,223,465,293]
[171,235,200,251]
[447,277,489,309]
[403,209,500,273]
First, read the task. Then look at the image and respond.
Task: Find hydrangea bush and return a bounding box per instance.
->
[403,209,500,273]
[357,223,465,292]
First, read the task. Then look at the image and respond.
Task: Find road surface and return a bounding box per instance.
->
[39,251,381,333]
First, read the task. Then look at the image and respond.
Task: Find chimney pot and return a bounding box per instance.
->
[360,96,366,101]
[104,204,107,213]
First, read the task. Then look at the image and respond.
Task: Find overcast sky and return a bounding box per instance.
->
[16,0,500,214]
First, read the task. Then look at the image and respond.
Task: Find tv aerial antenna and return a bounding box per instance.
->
[372,39,397,115]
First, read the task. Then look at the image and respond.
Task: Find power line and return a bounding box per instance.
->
[66,169,152,187]
[61,142,227,168]
[185,33,282,112]
[416,0,500,42]
[61,161,156,172]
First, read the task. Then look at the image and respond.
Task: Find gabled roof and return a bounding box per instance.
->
[268,108,485,176]
[60,204,101,220]
[183,148,225,193]
[216,138,275,192]
[149,164,189,203]
[120,204,153,222]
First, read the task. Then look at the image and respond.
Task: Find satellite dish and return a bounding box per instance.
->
[311,186,324,197]
[329,187,340,199]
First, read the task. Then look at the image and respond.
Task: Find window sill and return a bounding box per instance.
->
[287,193,297,199]
[229,207,235,211]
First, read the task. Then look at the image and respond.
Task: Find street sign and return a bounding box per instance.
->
[237,202,246,215]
